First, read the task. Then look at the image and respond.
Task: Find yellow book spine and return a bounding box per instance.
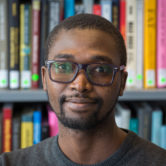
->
[21,121,33,149]
[144,0,156,88]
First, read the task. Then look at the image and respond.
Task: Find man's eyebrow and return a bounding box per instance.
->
[53,54,74,59]
[91,55,113,63]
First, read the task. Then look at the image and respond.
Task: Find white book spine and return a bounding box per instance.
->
[83,0,94,14]
[136,0,143,89]
[126,0,137,88]
[101,0,112,22]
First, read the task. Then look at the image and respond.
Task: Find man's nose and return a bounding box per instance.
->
[69,70,93,93]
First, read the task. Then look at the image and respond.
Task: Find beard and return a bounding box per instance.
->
[47,92,118,131]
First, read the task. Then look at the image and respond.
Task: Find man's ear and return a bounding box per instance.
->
[41,66,47,91]
[119,71,128,96]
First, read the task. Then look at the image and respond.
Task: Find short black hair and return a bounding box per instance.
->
[45,14,127,66]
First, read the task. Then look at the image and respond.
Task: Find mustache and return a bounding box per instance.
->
[59,93,103,105]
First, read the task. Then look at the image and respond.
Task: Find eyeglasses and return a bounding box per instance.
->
[45,60,125,86]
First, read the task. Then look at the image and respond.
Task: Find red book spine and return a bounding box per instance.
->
[120,0,126,41]
[93,4,102,16]
[31,0,41,89]
[2,104,13,153]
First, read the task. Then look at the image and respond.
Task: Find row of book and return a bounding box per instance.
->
[0,0,166,90]
[0,103,59,153]
[115,102,166,149]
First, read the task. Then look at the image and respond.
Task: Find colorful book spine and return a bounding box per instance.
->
[20,4,32,89]
[101,0,112,22]
[48,107,59,137]
[93,4,102,16]
[8,0,19,89]
[144,0,156,88]
[0,108,2,153]
[136,0,143,89]
[33,110,42,144]
[83,0,93,14]
[2,104,13,153]
[48,0,60,33]
[126,0,137,88]
[160,125,166,149]
[0,0,8,89]
[112,0,119,29]
[151,109,163,146]
[31,0,41,89]
[157,0,166,88]
[21,111,33,149]
[64,0,75,18]
[129,118,138,134]
[119,0,126,41]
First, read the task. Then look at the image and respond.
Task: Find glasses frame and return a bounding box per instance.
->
[45,60,125,86]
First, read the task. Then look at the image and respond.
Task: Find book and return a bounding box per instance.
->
[0,107,2,153]
[112,0,119,29]
[48,0,60,33]
[48,106,59,137]
[136,0,143,89]
[33,110,42,144]
[64,0,75,18]
[75,0,85,14]
[101,0,112,22]
[126,0,137,88]
[2,104,13,153]
[41,120,50,140]
[151,107,163,146]
[143,0,156,88]
[157,0,166,88]
[119,0,126,41]
[19,3,32,89]
[0,0,8,89]
[160,125,166,149]
[31,0,41,89]
[83,0,93,14]
[8,0,20,89]
[12,110,21,150]
[21,110,33,149]
[93,4,101,16]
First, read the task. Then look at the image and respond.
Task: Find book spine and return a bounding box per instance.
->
[83,0,94,14]
[160,125,166,149]
[151,110,162,146]
[157,0,166,88]
[129,118,138,134]
[0,0,8,89]
[75,1,85,14]
[33,111,42,144]
[31,0,41,89]
[93,4,102,16]
[48,0,60,33]
[0,109,2,153]
[112,0,119,29]
[119,0,126,41]
[64,0,75,18]
[8,0,20,89]
[48,107,59,137]
[20,4,32,89]
[21,111,33,149]
[126,0,137,88]
[144,0,156,88]
[101,0,112,22]
[2,104,13,153]
[136,0,143,89]
[12,112,21,150]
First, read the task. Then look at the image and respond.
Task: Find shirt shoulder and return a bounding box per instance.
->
[0,136,57,166]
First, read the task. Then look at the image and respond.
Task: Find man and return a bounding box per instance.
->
[1,14,166,166]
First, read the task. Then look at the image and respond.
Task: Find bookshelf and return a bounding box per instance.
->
[0,89,166,102]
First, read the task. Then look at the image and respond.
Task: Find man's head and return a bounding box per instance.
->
[42,14,127,131]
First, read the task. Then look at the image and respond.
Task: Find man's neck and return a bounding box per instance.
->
[58,116,127,165]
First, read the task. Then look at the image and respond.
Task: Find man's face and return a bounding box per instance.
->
[42,29,127,130]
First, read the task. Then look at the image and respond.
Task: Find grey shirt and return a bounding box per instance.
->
[1,130,166,166]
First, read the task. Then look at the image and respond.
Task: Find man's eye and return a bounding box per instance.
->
[95,66,109,73]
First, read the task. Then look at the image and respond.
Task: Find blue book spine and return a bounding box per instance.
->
[160,125,166,149]
[64,0,75,18]
[129,118,138,134]
[151,110,162,146]
[101,0,112,22]
[33,111,42,144]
